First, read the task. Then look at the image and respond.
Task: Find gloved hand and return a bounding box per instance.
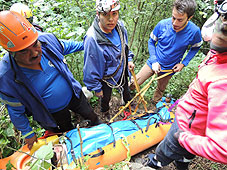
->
[152,62,161,73]
[82,86,93,100]
[174,129,184,141]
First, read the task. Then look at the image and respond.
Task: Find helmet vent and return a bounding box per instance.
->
[22,36,28,40]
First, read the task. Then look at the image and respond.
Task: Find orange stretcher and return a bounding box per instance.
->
[0,111,174,170]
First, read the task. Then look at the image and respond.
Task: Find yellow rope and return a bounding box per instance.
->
[109,70,174,123]
[130,69,148,112]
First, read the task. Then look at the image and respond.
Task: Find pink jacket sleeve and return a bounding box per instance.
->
[178,79,227,164]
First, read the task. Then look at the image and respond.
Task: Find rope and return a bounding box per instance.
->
[0,104,6,114]
[131,69,148,113]
[110,70,174,123]
[102,23,127,90]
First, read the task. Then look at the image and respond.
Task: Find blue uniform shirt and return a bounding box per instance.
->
[147,18,203,70]
[0,38,83,138]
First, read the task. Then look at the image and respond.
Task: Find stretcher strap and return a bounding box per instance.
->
[130,119,143,134]
[65,136,77,165]
[107,123,116,148]
[145,117,158,132]
[90,148,105,158]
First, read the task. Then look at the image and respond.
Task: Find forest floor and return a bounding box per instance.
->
[91,96,227,170]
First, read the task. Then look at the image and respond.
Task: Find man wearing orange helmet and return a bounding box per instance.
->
[0,11,100,149]
[83,0,135,118]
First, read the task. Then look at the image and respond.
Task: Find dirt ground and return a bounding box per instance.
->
[90,96,227,170]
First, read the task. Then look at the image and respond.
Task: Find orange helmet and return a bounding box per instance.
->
[0,11,38,52]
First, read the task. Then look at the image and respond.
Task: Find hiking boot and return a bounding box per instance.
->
[173,161,190,170]
[142,154,162,169]
[150,99,158,111]
[151,99,158,105]
[129,81,136,90]
[102,111,110,119]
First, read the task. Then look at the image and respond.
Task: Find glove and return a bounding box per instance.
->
[174,129,184,141]
[152,62,160,73]
[82,86,93,100]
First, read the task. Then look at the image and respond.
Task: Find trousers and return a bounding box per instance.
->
[154,120,195,166]
[134,63,172,102]
[101,75,131,112]
[47,91,99,133]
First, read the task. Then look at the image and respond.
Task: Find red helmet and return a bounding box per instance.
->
[0,11,38,52]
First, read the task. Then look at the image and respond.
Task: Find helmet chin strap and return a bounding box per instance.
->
[9,52,16,58]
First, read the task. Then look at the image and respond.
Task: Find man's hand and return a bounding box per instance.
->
[152,62,161,74]
[173,63,184,72]
[25,134,37,150]
[128,61,135,71]
[174,129,184,141]
[95,90,103,98]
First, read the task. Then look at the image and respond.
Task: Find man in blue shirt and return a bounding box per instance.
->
[130,0,203,104]
[83,0,135,118]
[0,11,100,150]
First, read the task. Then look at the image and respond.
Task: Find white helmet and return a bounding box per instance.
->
[10,3,33,23]
[96,0,120,13]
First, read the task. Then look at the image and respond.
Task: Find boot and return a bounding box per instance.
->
[142,153,162,169]
[173,161,190,170]
[102,111,110,120]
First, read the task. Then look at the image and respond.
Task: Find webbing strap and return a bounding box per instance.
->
[90,148,105,158]
[107,123,116,148]
[130,119,143,134]
[154,105,166,114]
[65,136,77,165]
[145,117,158,132]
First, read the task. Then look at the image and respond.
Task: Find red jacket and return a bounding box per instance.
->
[176,50,227,164]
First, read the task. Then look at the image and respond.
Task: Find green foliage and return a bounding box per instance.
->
[165,51,205,99]
[6,161,16,170]
[26,142,53,169]
[0,106,21,158]
[90,95,99,107]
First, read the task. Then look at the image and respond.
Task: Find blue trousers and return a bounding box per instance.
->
[154,119,195,166]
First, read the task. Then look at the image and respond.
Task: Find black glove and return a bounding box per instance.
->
[174,129,184,141]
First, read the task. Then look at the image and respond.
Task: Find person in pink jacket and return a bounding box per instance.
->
[143,1,227,169]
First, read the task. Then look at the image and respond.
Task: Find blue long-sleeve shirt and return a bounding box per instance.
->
[147,18,203,70]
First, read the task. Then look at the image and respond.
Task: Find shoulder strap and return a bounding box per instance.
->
[103,23,126,80]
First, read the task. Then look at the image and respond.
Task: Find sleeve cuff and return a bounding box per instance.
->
[23,130,35,139]
[95,89,102,93]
